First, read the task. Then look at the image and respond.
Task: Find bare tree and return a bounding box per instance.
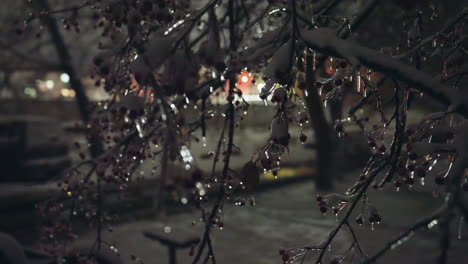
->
[6,0,468,263]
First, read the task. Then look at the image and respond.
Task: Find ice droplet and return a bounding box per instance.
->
[356,72,361,93]
[458,216,464,240]
[312,51,316,71]
[135,120,144,138]
[427,219,438,229]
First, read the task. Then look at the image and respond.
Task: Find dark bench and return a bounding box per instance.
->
[143,230,199,264]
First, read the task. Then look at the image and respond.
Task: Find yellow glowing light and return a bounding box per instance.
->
[69,89,76,98]
[262,167,315,180]
[61,88,70,97]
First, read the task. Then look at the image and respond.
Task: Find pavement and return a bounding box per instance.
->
[71,169,468,264]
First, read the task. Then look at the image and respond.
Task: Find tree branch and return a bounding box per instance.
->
[363,206,446,264]
[300,28,468,117]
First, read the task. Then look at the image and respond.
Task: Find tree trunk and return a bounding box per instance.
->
[37,0,104,251]
[329,101,342,123]
[36,0,102,157]
[304,55,335,191]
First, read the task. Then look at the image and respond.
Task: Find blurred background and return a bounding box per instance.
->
[0,0,467,264]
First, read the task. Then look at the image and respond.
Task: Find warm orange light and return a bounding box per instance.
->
[224,71,254,93]
[239,71,251,84]
[236,71,253,93]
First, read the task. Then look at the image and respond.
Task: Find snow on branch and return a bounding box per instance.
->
[300,28,468,117]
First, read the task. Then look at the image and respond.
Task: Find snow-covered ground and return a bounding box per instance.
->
[72,170,468,264]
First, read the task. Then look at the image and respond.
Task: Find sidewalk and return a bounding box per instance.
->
[75,169,468,264]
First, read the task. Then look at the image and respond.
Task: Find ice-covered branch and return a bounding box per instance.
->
[363,206,446,264]
[300,28,468,117]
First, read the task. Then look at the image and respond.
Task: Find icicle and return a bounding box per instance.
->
[458,216,464,240]
[313,50,316,71]
[429,158,438,171]
[170,103,179,114]
[356,72,361,93]
[135,120,144,138]
[444,161,454,178]
[443,61,447,77]
[428,124,434,143]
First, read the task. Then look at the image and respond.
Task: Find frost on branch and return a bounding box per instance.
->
[299,28,468,116]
